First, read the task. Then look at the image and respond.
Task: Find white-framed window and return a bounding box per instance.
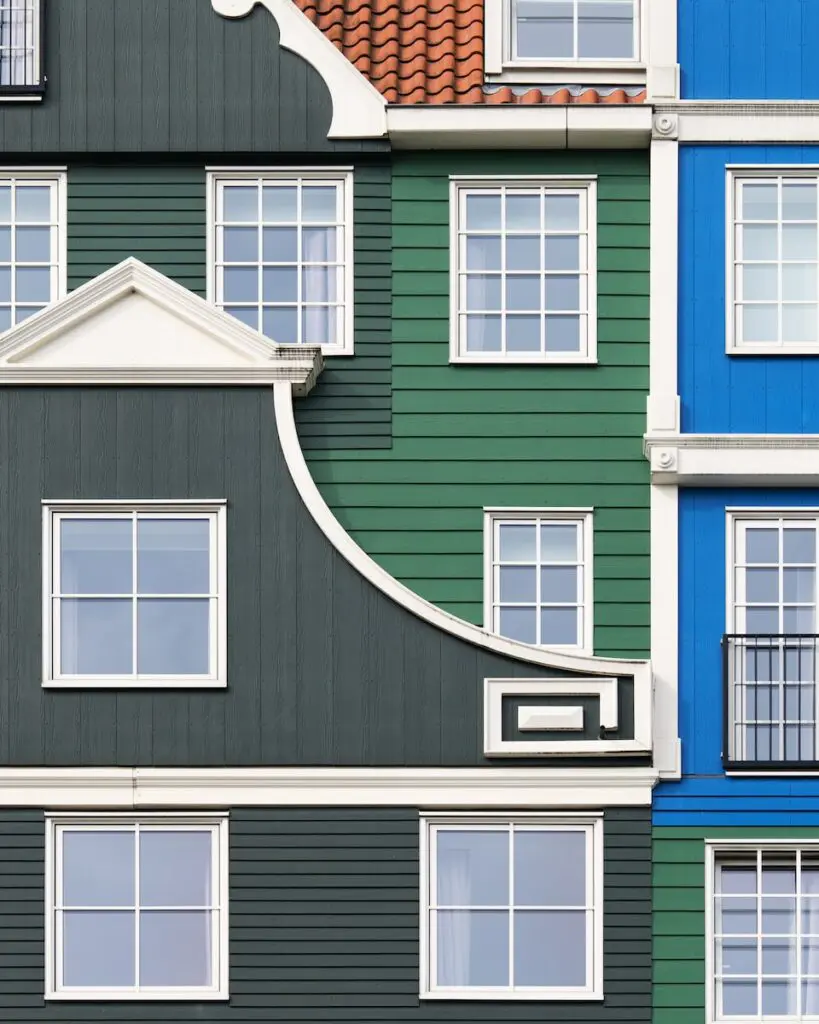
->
[42,501,227,689]
[707,842,819,1021]
[450,178,597,364]
[45,814,229,1001]
[0,169,65,332]
[207,168,354,354]
[728,169,819,354]
[484,508,593,650]
[726,512,819,765]
[0,1,41,88]
[420,814,603,1000]
[510,0,637,63]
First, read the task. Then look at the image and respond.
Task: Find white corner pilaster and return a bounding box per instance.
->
[645,0,679,100]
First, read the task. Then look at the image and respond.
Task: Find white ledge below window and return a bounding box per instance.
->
[644,433,819,485]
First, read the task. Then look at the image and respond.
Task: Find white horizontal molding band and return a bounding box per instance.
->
[0,767,659,809]
[645,433,819,484]
[387,105,653,151]
[656,102,819,143]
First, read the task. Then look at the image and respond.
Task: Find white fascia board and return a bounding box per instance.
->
[657,102,819,143]
[645,434,819,485]
[211,0,386,139]
[387,105,652,151]
[273,382,652,683]
[0,767,659,809]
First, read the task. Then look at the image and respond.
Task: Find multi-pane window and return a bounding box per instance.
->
[43,502,226,688]
[511,0,637,61]
[0,173,63,331]
[452,181,595,362]
[711,847,819,1020]
[0,0,40,87]
[210,172,352,353]
[728,517,818,763]
[485,511,592,649]
[731,173,819,351]
[46,816,228,999]
[422,817,602,998]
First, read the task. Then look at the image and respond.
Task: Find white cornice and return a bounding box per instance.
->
[387,104,653,150]
[655,101,819,143]
[0,258,322,394]
[645,433,819,484]
[273,382,653,684]
[0,767,659,809]
[211,0,386,139]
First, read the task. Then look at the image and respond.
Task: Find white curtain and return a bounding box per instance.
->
[1,2,34,87]
[437,850,471,986]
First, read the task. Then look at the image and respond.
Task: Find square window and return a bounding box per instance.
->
[209,171,353,354]
[42,502,227,689]
[421,816,602,999]
[730,172,819,353]
[46,815,228,1000]
[509,0,637,62]
[451,180,596,363]
[485,509,593,651]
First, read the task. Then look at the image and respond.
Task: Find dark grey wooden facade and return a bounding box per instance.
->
[0,806,651,1021]
[0,0,385,154]
[0,387,642,768]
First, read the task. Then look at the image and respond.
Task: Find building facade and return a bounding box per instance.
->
[0,1,664,1022]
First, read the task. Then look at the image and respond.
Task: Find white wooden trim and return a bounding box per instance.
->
[44,813,229,1001]
[482,508,595,654]
[449,178,598,366]
[210,0,386,139]
[656,103,819,144]
[205,169,354,356]
[645,0,678,98]
[0,767,659,809]
[419,815,604,1000]
[651,484,681,777]
[645,434,819,485]
[42,502,228,690]
[273,381,651,680]
[705,843,717,1024]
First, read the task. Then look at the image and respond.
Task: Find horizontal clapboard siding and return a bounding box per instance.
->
[0,807,651,1020]
[303,151,649,657]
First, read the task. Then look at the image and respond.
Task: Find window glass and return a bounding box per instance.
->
[0,173,60,332]
[0,0,40,86]
[512,0,636,61]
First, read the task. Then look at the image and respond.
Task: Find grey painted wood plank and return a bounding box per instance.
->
[140,0,171,151]
[58,0,87,151]
[113,0,142,152]
[0,393,9,763]
[168,0,198,151]
[196,0,225,154]
[84,0,115,151]
[250,5,280,151]
[223,8,253,153]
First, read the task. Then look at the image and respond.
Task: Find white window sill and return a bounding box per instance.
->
[728,344,819,356]
[487,63,646,87]
[451,354,597,366]
[420,988,602,1001]
[42,678,227,690]
[46,990,229,1002]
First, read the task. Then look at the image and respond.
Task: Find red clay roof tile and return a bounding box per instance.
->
[291,0,646,104]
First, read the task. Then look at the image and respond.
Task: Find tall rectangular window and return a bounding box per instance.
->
[709,846,819,1020]
[0,171,64,331]
[510,0,637,61]
[208,170,353,353]
[730,172,819,352]
[451,179,596,363]
[727,514,818,765]
[421,816,603,999]
[46,815,229,1000]
[43,502,227,689]
[484,509,593,649]
[0,0,40,87]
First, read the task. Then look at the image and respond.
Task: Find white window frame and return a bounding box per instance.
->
[726,166,819,356]
[0,167,66,331]
[206,167,354,356]
[419,812,604,1001]
[0,0,42,90]
[450,177,597,365]
[705,840,819,1024]
[483,507,594,653]
[483,0,647,85]
[44,812,229,1001]
[41,500,227,689]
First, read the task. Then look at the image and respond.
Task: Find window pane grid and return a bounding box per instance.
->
[491,516,585,647]
[511,0,637,61]
[0,175,59,331]
[734,176,819,349]
[457,186,589,359]
[214,176,346,348]
[0,1,38,86]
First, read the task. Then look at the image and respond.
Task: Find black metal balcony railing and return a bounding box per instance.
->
[0,0,43,93]
[723,634,819,769]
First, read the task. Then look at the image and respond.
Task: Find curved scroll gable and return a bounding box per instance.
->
[273,381,652,688]
[211,0,386,139]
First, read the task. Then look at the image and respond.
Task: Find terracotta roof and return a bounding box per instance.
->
[291,0,647,104]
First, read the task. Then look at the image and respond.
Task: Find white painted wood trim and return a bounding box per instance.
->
[210,0,386,139]
[656,103,819,143]
[0,767,659,808]
[645,0,678,98]
[651,484,681,777]
[645,434,819,485]
[273,381,649,679]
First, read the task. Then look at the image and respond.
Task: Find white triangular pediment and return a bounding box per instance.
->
[0,258,321,392]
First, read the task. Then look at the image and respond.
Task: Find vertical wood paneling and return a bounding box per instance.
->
[84,0,115,151]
